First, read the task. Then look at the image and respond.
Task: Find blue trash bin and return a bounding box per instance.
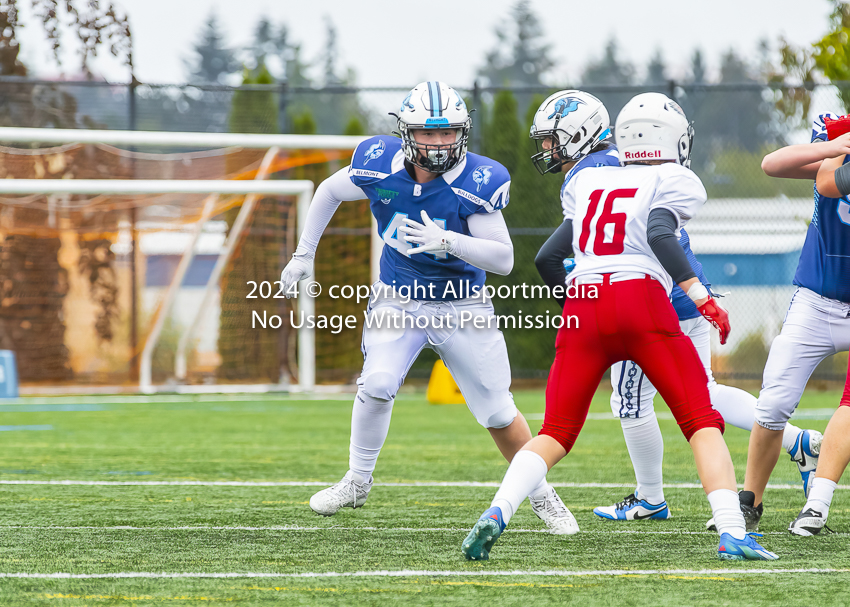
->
[0,350,19,398]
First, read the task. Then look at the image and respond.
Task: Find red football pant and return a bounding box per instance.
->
[541,275,724,453]
[841,357,850,408]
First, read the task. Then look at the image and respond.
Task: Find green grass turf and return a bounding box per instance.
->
[0,389,848,606]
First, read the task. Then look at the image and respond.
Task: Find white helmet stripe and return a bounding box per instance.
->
[427,81,442,117]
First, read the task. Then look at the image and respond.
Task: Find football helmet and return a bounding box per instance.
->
[529,90,611,174]
[615,92,694,168]
[395,81,471,174]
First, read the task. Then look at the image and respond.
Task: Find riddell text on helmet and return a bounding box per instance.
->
[623,150,662,159]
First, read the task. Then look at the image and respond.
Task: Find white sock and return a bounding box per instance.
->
[806,477,838,518]
[781,422,805,454]
[621,413,665,505]
[348,388,393,481]
[707,489,747,540]
[491,450,549,525]
[709,384,757,432]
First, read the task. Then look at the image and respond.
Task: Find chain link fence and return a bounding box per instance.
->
[0,78,846,385]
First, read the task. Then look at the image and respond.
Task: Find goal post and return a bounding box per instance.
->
[0,128,373,394]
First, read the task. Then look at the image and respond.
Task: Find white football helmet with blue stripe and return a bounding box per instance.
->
[396,81,471,174]
[529,90,611,174]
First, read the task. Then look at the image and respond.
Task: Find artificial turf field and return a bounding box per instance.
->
[0,389,847,606]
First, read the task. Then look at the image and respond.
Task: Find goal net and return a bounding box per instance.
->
[0,129,372,394]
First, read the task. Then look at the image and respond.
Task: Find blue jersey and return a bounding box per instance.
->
[349,136,511,300]
[562,144,711,320]
[793,156,850,303]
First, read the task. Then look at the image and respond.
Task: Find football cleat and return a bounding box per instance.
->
[530,486,580,535]
[706,491,762,532]
[788,429,823,497]
[789,507,830,536]
[462,507,506,561]
[593,492,671,521]
[309,470,373,516]
[717,533,779,561]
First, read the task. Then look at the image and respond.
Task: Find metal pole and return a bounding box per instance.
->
[296,186,316,392]
[0,127,367,150]
[129,79,139,382]
[139,193,220,393]
[173,147,281,381]
[472,80,482,154]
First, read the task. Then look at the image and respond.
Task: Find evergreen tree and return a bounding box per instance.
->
[645,49,667,85]
[579,38,636,122]
[185,13,238,84]
[228,64,278,134]
[481,92,563,374]
[478,0,554,88]
[483,90,521,176]
[690,49,707,84]
[581,39,635,85]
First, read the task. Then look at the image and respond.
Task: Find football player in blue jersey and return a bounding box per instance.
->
[743,114,850,535]
[531,90,819,527]
[279,81,578,534]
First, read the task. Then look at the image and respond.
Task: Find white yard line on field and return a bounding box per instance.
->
[0,479,845,490]
[0,568,847,579]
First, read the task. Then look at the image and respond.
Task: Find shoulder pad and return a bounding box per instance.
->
[451,154,511,213]
[563,147,620,187]
[349,136,403,184]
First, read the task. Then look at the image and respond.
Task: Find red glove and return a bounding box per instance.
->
[824,115,850,140]
[698,297,731,345]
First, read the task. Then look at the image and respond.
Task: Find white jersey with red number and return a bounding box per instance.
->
[561,162,707,294]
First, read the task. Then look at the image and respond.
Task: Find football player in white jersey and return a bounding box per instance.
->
[528,90,821,524]
[462,92,777,561]
[280,81,578,534]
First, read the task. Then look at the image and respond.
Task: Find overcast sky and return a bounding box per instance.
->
[13,0,832,87]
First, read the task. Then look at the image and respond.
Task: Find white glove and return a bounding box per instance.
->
[398,209,456,255]
[280,254,314,299]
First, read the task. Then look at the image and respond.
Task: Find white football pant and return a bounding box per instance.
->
[348,282,518,480]
[755,287,850,430]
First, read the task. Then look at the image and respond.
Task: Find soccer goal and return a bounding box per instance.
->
[0,127,372,395]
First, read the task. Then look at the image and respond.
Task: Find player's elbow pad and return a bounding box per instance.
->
[833,162,850,197]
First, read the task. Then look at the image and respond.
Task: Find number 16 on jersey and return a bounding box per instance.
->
[577,188,637,256]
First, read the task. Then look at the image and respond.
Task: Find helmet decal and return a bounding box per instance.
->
[400,92,415,113]
[548,97,586,121]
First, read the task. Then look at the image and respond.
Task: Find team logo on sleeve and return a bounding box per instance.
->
[548,97,585,120]
[472,165,492,192]
[363,140,386,165]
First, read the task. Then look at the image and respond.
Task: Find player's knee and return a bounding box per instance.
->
[538,425,578,454]
[620,411,656,429]
[754,394,793,431]
[679,409,725,441]
[482,404,518,429]
[361,372,399,402]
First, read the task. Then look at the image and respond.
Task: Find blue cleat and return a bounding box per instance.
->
[717,533,779,561]
[788,429,823,498]
[462,507,506,561]
[593,492,671,520]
